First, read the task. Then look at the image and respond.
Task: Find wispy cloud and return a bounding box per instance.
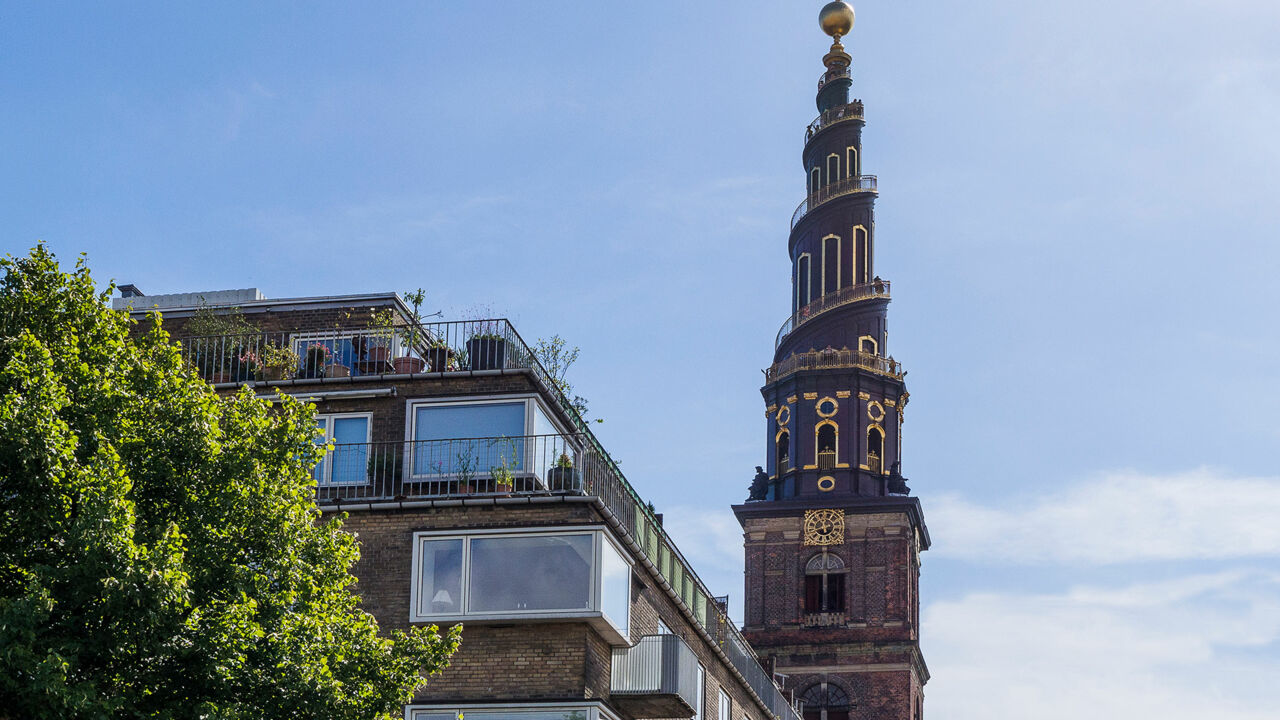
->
[926,469,1280,565]
[924,570,1280,720]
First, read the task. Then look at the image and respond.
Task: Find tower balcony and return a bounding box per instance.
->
[804,100,864,143]
[791,174,877,230]
[774,280,891,352]
[766,347,905,383]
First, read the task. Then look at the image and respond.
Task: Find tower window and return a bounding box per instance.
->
[826,153,840,185]
[867,426,884,474]
[847,146,859,178]
[816,423,837,470]
[801,683,852,720]
[810,166,821,194]
[822,235,840,296]
[796,254,812,310]
[804,553,846,615]
[777,430,791,474]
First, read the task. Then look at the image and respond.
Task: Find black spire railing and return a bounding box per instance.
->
[790,175,878,230]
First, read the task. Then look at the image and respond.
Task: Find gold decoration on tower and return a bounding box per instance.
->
[804,508,845,546]
[819,1,855,40]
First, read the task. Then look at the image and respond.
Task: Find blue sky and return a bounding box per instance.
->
[4,2,1279,718]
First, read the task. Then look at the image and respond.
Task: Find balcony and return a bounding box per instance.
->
[816,66,850,91]
[178,318,536,384]
[775,280,891,352]
[804,100,864,143]
[767,347,904,383]
[791,175,878,231]
[611,635,700,718]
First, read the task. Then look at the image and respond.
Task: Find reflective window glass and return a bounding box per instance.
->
[468,534,592,613]
[599,537,630,634]
[418,539,464,616]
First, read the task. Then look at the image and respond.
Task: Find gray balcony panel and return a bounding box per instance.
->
[611,635,699,719]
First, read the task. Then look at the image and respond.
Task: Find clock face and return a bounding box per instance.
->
[804,509,845,546]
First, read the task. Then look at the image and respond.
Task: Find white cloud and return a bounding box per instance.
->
[923,570,1280,720]
[925,469,1280,564]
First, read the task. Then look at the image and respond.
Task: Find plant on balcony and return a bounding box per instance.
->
[367,446,403,485]
[363,308,398,367]
[489,437,518,493]
[452,448,476,494]
[232,349,260,383]
[532,334,598,423]
[464,315,507,371]
[257,342,299,381]
[392,288,441,374]
[184,301,260,383]
[546,451,580,492]
[302,343,330,379]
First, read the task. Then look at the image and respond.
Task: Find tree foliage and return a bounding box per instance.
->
[533,335,597,423]
[0,246,459,719]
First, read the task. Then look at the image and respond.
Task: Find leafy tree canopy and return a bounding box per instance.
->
[0,246,459,719]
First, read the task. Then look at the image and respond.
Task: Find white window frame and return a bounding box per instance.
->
[719,688,732,720]
[694,664,706,720]
[314,412,372,486]
[409,526,632,644]
[406,702,622,720]
[403,394,569,480]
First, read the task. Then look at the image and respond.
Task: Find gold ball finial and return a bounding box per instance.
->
[819,1,855,39]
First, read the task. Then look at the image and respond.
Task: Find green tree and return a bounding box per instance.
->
[0,246,460,719]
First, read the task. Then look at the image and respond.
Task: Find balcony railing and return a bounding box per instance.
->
[774,280,891,352]
[767,347,904,383]
[804,100,864,142]
[178,318,536,384]
[817,450,836,471]
[816,66,850,91]
[790,175,877,230]
[611,635,701,718]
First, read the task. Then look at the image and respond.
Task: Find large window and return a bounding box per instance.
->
[411,528,631,641]
[409,705,608,720]
[314,413,371,485]
[694,665,706,720]
[719,688,732,720]
[407,396,560,477]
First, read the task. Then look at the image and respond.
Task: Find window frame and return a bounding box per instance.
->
[406,702,622,720]
[409,526,632,643]
[719,688,732,720]
[403,393,569,480]
[314,411,373,486]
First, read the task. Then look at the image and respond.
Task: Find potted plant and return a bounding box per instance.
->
[367,446,403,487]
[547,452,580,491]
[392,288,431,374]
[364,309,398,367]
[258,342,299,381]
[303,343,330,379]
[489,437,519,493]
[184,301,260,383]
[424,338,454,372]
[231,348,259,383]
[467,321,507,371]
[452,449,476,494]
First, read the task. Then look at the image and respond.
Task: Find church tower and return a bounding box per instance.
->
[734,4,931,719]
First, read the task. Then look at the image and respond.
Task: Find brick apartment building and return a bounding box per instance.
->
[116,286,798,720]
[114,3,930,720]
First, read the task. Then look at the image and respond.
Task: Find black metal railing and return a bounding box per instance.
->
[804,100,864,142]
[816,65,851,91]
[611,635,701,712]
[774,280,891,352]
[767,348,904,383]
[791,175,878,230]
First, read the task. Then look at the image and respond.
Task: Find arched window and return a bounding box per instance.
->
[867,425,885,474]
[796,254,812,311]
[826,154,840,185]
[810,167,821,195]
[858,335,878,355]
[801,683,852,720]
[816,422,837,470]
[846,146,859,178]
[821,235,840,296]
[853,225,868,284]
[804,553,846,615]
[776,430,791,474]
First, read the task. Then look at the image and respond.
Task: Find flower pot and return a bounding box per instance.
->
[392,356,426,374]
[324,363,351,378]
[425,346,453,372]
[260,365,287,381]
[367,346,391,363]
[467,337,507,370]
[547,466,581,492]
